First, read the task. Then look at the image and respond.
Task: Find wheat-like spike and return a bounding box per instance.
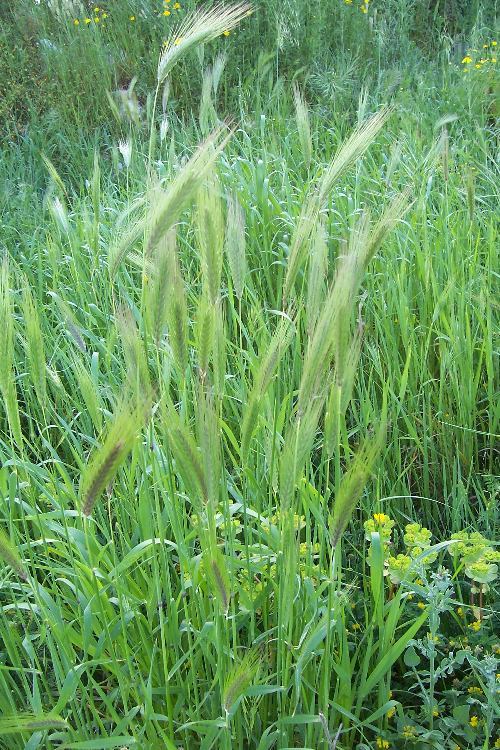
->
[305,220,328,338]
[0,258,14,396]
[223,647,262,714]
[80,400,148,516]
[329,394,387,547]
[196,172,224,304]
[213,303,227,398]
[146,233,171,346]
[284,106,392,299]
[116,306,152,397]
[164,404,208,505]
[0,260,23,447]
[108,192,150,278]
[166,239,188,377]
[157,2,252,84]
[21,281,47,407]
[293,81,313,170]
[0,527,27,580]
[195,295,216,377]
[146,126,232,259]
[199,66,217,136]
[279,395,325,510]
[240,315,295,460]
[225,193,247,301]
[72,358,103,433]
[362,187,412,269]
[205,546,231,615]
[196,386,221,513]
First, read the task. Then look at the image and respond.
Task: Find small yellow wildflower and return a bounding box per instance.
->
[73,18,80,25]
[475,64,482,69]
[417,602,426,610]
[94,6,100,10]
[351,622,361,631]
[495,738,500,749]
[129,15,135,21]
[492,57,497,63]
[483,43,489,48]
[163,10,171,15]
[457,607,464,617]
[173,1,181,7]
[402,726,417,739]
[432,707,439,717]
[376,739,390,749]
[223,30,231,36]
[373,513,390,524]
[469,620,481,631]
[360,4,368,12]
[387,706,396,719]
[94,17,100,23]
[102,13,108,19]
[492,40,497,46]
[84,17,91,24]
[469,716,479,728]
[462,56,472,64]
[468,686,483,695]
[174,36,183,45]
[344,0,353,3]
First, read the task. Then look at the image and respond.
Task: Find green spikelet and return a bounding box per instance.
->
[225,193,247,301]
[205,546,231,615]
[0,527,27,580]
[329,393,387,547]
[195,295,215,377]
[196,172,224,304]
[223,646,262,715]
[22,281,47,407]
[80,400,149,516]
[293,81,312,170]
[0,259,22,448]
[166,239,188,378]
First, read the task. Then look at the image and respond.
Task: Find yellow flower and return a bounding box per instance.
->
[102,12,108,19]
[483,43,489,48]
[387,707,396,719]
[492,40,497,46]
[351,622,361,631]
[469,620,481,631]
[457,607,464,617]
[475,64,482,69]
[94,17,100,23]
[361,4,368,12]
[432,707,439,717]
[223,30,230,36]
[492,57,497,63]
[494,738,500,749]
[417,602,426,610]
[129,15,135,21]
[376,739,390,749]
[344,0,353,3]
[402,726,417,739]
[469,716,479,728]
[94,6,100,11]
[468,686,483,695]
[73,18,80,25]
[462,56,472,64]
[84,17,91,24]
[163,9,171,15]
[174,36,183,45]
[173,1,181,7]
[373,513,390,524]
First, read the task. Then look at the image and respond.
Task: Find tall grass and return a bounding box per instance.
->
[0,2,498,748]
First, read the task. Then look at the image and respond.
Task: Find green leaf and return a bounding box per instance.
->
[404,645,421,667]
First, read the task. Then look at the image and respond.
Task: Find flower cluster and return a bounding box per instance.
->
[461,41,497,72]
[343,0,370,13]
[448,531,499,594]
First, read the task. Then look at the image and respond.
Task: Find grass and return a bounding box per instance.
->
[0,1,498,749]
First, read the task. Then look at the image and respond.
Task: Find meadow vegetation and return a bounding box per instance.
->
[0,0,498,748]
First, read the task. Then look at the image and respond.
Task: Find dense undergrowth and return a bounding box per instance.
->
[0,0,498,748]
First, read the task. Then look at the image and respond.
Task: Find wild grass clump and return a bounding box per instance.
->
[0,2,498,749]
